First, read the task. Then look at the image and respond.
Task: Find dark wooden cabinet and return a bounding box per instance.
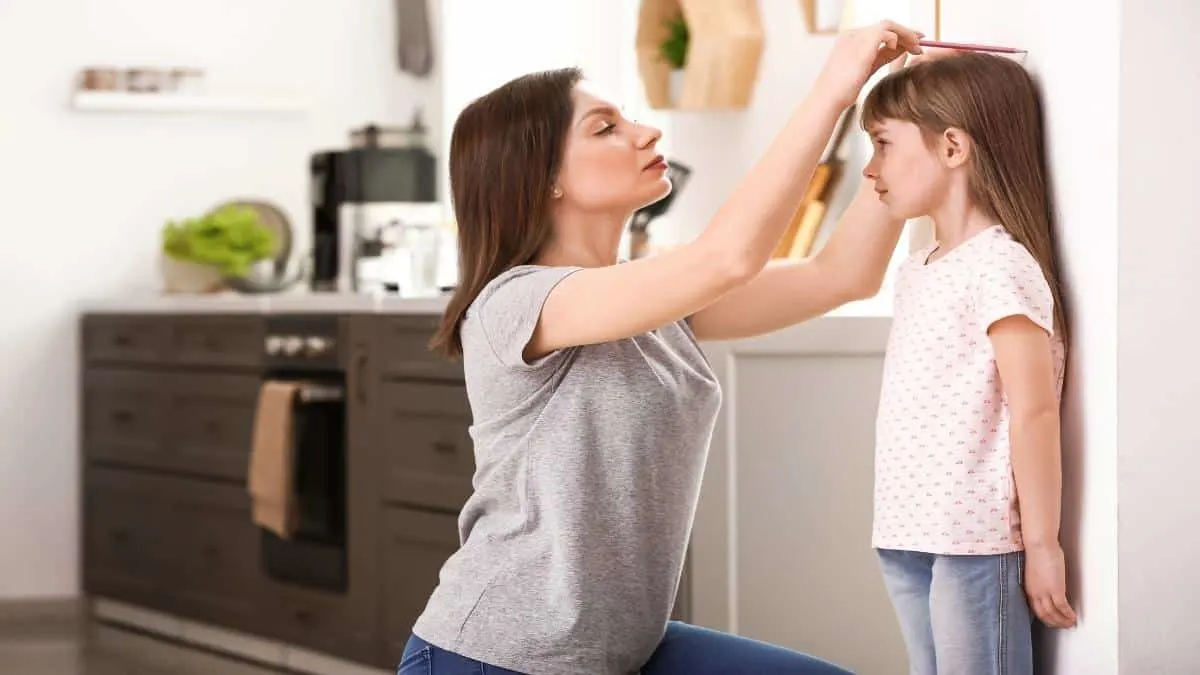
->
[80,310,691,671]
[380,507,461,666]
[164,373,262,481]
[79,312,466,670]
[377,380,474,512]
[376,316,464,381]
[83,469,175,608]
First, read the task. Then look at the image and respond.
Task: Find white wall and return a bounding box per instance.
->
[0,0,440,599]
[437,0,651,236]
[1116,0,1200,670]
[940,0,1200,671]
[936,1,1123,671]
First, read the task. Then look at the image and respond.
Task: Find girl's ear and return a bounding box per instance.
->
[939,127,973,169]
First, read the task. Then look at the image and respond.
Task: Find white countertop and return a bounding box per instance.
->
[79,291,452,315]
[79,290,894,320]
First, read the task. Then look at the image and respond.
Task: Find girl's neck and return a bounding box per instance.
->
[928,185,995,258]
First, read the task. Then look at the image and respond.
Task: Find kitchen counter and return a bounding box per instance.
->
[78,292,451,315]
[78,291,892,320]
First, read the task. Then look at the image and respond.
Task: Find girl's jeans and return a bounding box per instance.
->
[398,622,853,674]
[877,549,1033,675]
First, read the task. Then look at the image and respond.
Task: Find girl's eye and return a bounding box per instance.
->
[596,122,616,135]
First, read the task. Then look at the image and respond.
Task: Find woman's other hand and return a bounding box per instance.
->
[815,20,924,107]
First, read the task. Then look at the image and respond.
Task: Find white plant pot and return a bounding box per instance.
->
[160,255,225,294]
[669,70,685,105]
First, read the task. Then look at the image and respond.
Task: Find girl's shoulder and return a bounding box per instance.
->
[971,227,1046,280]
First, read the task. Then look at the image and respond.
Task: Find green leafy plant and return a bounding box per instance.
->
[162,205,278,278]
[659,14,689,70]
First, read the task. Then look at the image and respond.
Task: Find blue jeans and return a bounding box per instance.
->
[398,622,853,674]
[877,549,1033,675]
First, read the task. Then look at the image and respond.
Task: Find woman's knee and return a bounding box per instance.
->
[643,622,854,675]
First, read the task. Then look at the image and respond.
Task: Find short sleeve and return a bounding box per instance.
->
[973,242,1055,335]
[471,265,583,369]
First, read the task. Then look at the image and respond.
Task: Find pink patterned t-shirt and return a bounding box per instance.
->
[872,225,1066,555]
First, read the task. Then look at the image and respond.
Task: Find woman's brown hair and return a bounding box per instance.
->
[862,53,1068,339]
[430,67,583,359]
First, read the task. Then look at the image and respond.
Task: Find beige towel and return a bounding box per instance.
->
[248,381,303,539]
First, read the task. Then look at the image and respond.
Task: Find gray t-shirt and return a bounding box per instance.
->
[411,265,722,674]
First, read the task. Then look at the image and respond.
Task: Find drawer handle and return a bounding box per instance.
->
[432,441,456,455]
[202,544,219,559]
[202,419,221,435]
[110,530,131,544]
[201,335,221,351]
[294,608,314,624]
[113,335,132,348]
[354,350,369,404]
[111,411,134,425]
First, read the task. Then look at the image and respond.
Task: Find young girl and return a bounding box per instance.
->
[860,52,1078,674]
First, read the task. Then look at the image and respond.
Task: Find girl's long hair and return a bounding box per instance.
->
[862,53,1068,339]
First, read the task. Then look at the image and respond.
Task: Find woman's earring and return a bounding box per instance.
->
[552,187,563,199]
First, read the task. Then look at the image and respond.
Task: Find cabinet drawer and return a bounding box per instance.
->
[83,316,169,365]
[381,508,460,666]
[165,373,261,481]
[377,316,463,381]
[166,482,261,631]
[378,382,474,511]
[82,370,171,470]
[167,316,264,368]
[84,470,269,635]
[258,583,376,664]
[82,469,175,608]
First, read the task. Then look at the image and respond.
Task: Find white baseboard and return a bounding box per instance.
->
[92,598,389,675]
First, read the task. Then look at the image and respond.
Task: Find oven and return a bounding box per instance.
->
[259,314,348,593]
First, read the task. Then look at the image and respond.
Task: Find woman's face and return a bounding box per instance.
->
[554,82,671,215]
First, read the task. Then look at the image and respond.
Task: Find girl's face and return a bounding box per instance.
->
[555,83,672,215]
[862,118,955,220]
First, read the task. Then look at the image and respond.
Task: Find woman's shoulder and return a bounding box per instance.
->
[469,264,572,315]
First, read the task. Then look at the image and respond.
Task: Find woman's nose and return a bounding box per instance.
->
[636,123,663,149]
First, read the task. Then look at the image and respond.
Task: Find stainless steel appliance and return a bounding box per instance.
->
[259,315,349,593]
[310,139,438,293]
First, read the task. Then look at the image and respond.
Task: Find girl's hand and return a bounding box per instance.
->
[1024,541,1079,628]
[815,20,924,107]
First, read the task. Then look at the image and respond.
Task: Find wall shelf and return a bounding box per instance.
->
[636,0,765,110]
[71,91,308,115]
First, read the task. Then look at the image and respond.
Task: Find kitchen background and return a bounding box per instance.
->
[2,0,1199,673]
[0,0,892,605]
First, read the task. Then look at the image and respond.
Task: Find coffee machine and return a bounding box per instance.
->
[310,120,441,294]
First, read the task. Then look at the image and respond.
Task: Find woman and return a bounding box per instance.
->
[403,21,924,675]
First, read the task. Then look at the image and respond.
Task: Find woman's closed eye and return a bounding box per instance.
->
[595,121,617,135]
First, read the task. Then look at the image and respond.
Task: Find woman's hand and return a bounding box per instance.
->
[815,20,924,107]
[889,46,962,72]
[1024,541,1079,629]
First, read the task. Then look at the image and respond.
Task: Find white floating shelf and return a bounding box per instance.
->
[71,91,308,115]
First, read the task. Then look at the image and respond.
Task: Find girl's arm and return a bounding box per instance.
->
[687,182,903,341]
[991,316,1078,628]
